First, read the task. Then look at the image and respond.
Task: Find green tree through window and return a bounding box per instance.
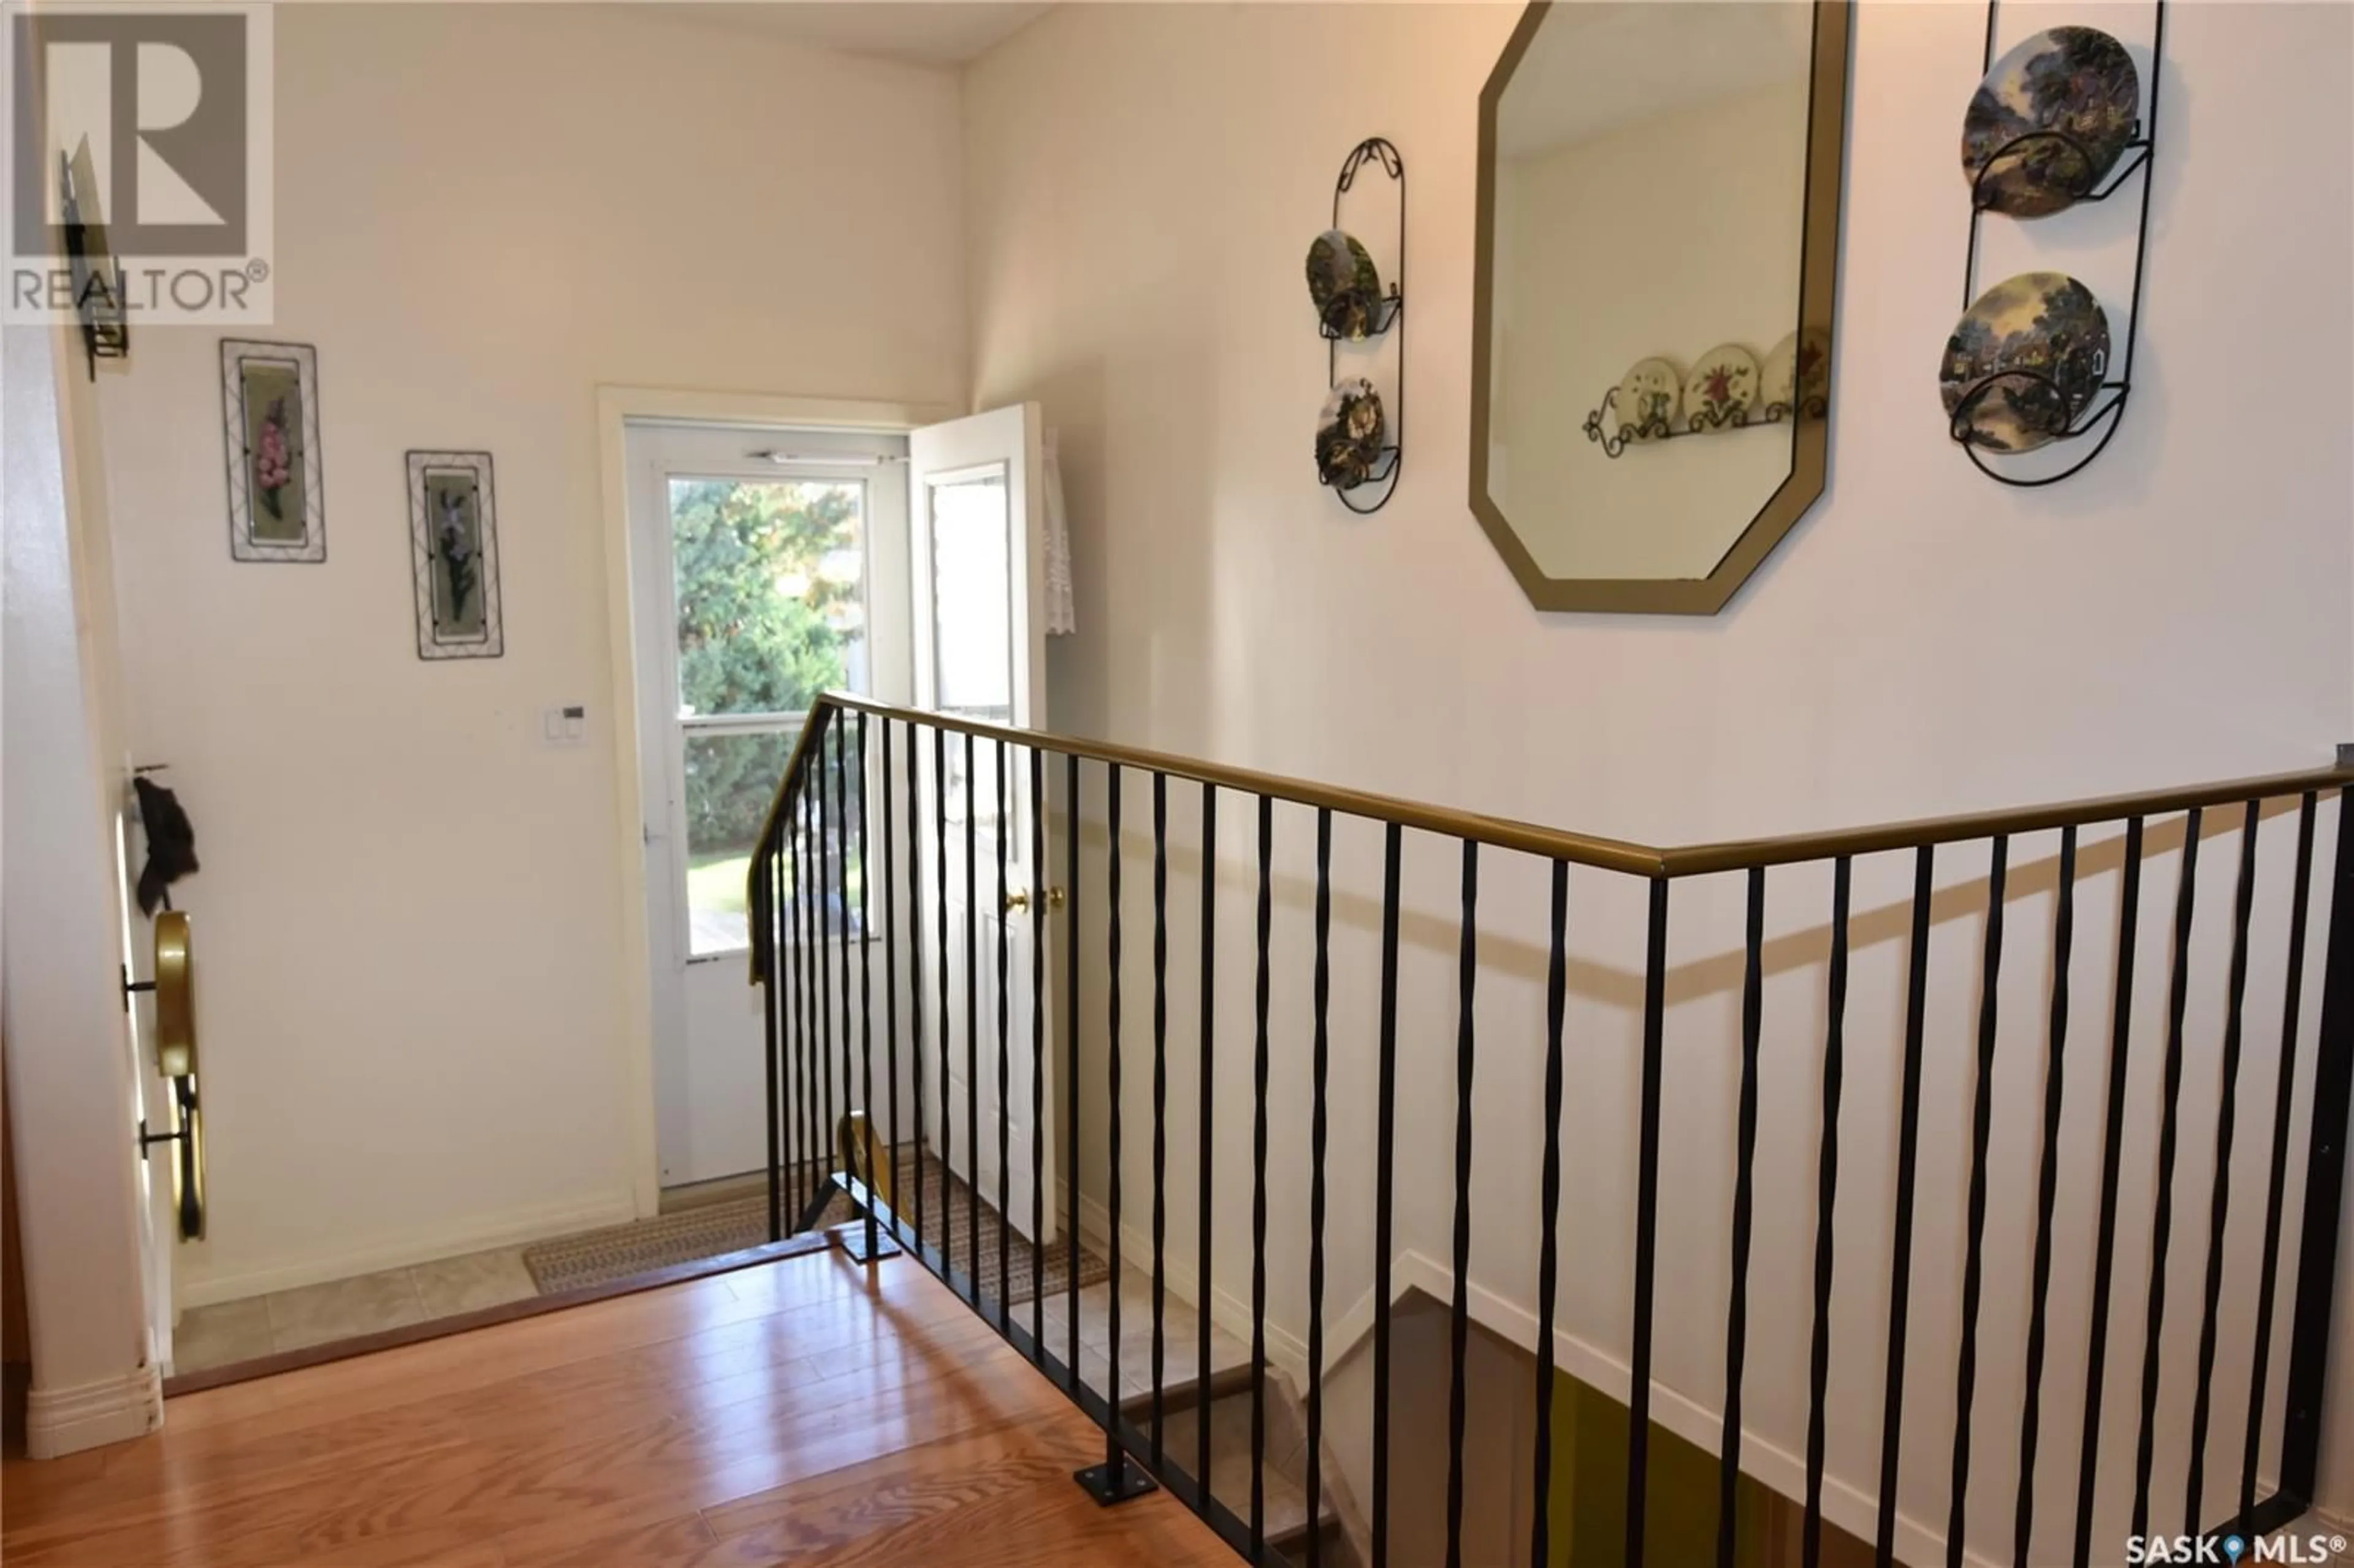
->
[673,479,863,860]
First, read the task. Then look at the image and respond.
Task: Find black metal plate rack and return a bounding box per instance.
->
[1950,0,2164,487]
[1319,137,1405,515]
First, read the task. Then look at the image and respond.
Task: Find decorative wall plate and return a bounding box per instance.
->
[1759,329,1830,417]
[1940,271,2110,453]
[1306,228,1384,341]
[1962,26,2139,217]
[1685,346,1760,431]
[1615,358,1682,444]
[1316,378,1387,489]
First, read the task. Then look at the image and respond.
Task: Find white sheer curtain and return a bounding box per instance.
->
[1042,428,1076,636]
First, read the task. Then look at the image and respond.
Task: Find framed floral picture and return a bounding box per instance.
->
[220,340,326,561]
[405,451,504,660]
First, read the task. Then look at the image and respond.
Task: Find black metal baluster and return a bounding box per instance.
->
[1373,823,1402,1568]
[1031,744,1048,1358]
[936,726,953,1274]
[798,783,817,1223]
[856,714,878,1262]
[2131,809,2203,1537]
[2074,816,2146,1564]
[783,791,798,1222]
[771,821,789,1236]
[1876,846,1933,1568]
[2242,794,2317,1521]
[881,719,901,1248]
[1947,835,2010,1566]
[1250,793,1273,1558]
[1105,764,1125,1426]
[996,738,1013,1325]
[1720,866,1767,1568]
[1533,859,1569,1568]
[1804,858,1852,1568]
[783,772,800,1221]
[1626,878,1670,1568]
[906,721,928,1257]
[1066,753,1083,1388]
[965,731,980,1305]
[1306,807,1333,1568]
[836,725,856,1208]
[2186,802,2261,1532]
[1078,763,1152,1504]
[817,725,837,1215]
[782,826,797,1226]
[2278,788,2354,1507]
[1446,840,1478,1568]
[1151,771,1170,1472]
[786,805,805,1224]
[763,836,782,1243]
[807,774,825,1222]
[2016,827,2078,1564]
[1197,783,1219,1498]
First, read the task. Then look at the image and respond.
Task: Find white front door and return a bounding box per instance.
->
[910,404,1057,1245]
[627,421,908,1190]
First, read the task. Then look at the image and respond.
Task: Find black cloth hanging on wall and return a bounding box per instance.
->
[133,775,199,915]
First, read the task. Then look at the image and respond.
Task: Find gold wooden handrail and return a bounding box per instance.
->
[748,693,2349,977]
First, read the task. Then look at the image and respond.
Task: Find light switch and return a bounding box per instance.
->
[544,704,588,747]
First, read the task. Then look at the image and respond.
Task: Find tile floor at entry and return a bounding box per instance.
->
[169,1244,541,1373]
[171,1239,1257,1395]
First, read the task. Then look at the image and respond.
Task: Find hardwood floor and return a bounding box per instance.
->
[2,1249,1239,1566]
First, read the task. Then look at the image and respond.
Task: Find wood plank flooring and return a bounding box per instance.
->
[2,1249,1239,1567]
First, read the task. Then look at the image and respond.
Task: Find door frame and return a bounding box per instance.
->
[596,386,956,1218]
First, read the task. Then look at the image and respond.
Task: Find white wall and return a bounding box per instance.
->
[963,1,2354,1555]
[3,323,159,1455]
[93,3,970,1304]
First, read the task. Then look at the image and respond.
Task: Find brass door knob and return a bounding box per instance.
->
[1004,886,1068,913]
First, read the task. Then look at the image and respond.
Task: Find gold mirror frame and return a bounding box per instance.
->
[1468,0,1853,615]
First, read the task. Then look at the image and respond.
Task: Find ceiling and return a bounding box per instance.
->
[649,2,1053,67]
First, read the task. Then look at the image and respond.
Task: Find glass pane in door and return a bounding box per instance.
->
[929,468,1011,723]
[670,478,867,717]
[928,467,1013,835]
[680,726,798,956]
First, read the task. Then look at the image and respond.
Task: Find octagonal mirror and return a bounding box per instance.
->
[1471,1,1851,614]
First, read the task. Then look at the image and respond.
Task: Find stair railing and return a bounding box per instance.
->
[748,691,2354,1568]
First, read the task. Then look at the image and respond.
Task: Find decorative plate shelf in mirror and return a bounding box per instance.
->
[1471,1,1851,614]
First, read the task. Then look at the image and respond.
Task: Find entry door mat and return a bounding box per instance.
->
[892,1146,1110,1307]
[522,1146,1110,1303]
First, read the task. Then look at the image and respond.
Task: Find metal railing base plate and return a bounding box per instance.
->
[1074,1454,1158,1507]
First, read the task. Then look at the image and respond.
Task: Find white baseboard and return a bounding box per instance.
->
[26,1363,162,1459]
[176,1192,640,1308]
